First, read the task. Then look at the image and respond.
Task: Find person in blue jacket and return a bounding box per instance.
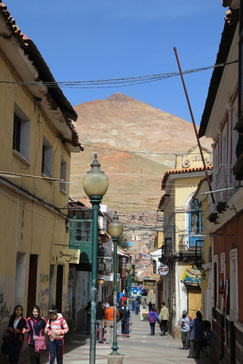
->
[133,298,140,315]
[27,305,46,364]
[148,305,160,336]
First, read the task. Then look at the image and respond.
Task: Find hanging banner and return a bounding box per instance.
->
[57,248,80,264]
[181,265,201,285]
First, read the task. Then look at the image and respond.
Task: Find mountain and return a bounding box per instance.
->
[70,93,211,213]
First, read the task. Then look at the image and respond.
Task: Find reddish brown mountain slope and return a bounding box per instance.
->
[70,93,211,212]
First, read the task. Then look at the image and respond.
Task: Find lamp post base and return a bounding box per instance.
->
[108,354,123,364]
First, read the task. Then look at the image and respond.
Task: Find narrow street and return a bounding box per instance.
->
[21,314,213,364]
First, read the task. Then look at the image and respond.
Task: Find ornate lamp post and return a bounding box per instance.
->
[83,154,108,364]
[108,212,123,355]
[125,262,133,310]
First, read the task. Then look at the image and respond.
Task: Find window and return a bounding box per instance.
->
[230,249,238,321]
[60,159,67,192]
[42,137,53,177]
[12,105,30,161]
[188,199,203,248]
[75,221,91,242]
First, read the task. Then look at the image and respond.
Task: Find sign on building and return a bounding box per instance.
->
[57,248,80,264]
[158,264,169,276]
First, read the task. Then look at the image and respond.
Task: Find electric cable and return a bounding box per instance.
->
[0,60,238,89]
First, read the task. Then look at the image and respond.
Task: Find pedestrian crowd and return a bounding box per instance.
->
[178,310,212,359]
[2,298,212,363]
[1,304,69,364]
[139,301,212,359]
[92,296,131,345]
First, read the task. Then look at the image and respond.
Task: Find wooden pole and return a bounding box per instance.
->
[173,47,215,205]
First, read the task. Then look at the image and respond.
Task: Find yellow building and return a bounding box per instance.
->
[0,2,82,340]
[158,145,212,336]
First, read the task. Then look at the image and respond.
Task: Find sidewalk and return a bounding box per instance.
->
[20,314,213,364]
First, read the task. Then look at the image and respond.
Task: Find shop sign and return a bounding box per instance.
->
[158,264,169,276]
[57,248,80,264]
[181,265,201,285]
[149,273,161,280]
[144,281,156,290]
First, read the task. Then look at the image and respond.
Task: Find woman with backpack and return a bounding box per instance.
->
[148,305,160,336]
[7,305,27,364]
[27,305,46,364]
[45,306,69,364]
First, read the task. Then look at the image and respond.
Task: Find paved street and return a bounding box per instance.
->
[20,314,213,364]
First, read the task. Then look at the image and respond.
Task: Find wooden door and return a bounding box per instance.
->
[27,255,38,317]
[188,287,201,319]
[56,265,63,312]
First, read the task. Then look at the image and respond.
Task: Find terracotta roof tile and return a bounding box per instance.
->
[0,1,82,150]
[161,166,213,190]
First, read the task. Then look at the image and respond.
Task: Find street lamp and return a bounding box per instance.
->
[125,262,133,311]
[108,211,123,356]
[83,154,108,364]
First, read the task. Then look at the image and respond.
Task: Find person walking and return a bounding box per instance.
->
[104,304,119,344]
[148,301,153,312]
[7,305,27,364]
[159,302,169,336]
[178,310,191,350]
[134,298,140,315]
[121,302,130,338]
[45,306,69,364]
[84,301,91,335]
[148,305,160,336]
[96,302,105,343]
[188,311,205,359]
[27,305,46,364]
[141,298,147,309]
[117,302,123,336]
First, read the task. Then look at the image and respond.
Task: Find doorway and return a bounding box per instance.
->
[15,253,27,307]
[27,254,38,317]
[56,265,63,312]
[188,286,201,319]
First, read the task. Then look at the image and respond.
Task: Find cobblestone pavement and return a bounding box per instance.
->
[19,314,213,364]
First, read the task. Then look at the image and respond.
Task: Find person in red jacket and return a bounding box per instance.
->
[27,305,46,364]
[7,305,27,364]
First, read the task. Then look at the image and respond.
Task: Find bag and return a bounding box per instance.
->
[34,336,46,353]
[149,312,156,324]
[30,320,46,353]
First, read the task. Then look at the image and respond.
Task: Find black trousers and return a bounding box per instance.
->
[8,340,23,364]
[29,344,40,364]
[160,320,167,334]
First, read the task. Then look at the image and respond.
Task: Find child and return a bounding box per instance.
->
[45,306,69,364]
[27,305,46,364]
[148,305,160,336]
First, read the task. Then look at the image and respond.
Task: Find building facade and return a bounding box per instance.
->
[158,146,212,337]
[198,2,243,362]
[0,2,81,352]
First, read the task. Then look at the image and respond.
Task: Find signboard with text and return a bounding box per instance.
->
[57,248,80,264]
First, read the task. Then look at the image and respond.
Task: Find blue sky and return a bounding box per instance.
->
[6,0,226,124]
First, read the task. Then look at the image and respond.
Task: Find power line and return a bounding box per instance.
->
[0,60,238,89]
[82,143,212,157]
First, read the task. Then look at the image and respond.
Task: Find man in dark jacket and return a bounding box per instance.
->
[188,311,204,359]
[121,302,130,337]
[96,302,105,343]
